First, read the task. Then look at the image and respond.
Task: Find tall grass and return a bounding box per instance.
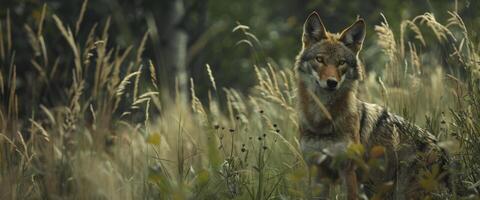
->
[1,2,479,199]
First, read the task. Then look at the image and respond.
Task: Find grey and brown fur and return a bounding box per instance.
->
[296,12,449,199]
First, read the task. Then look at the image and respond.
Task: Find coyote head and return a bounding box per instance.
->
[296,12,365,95]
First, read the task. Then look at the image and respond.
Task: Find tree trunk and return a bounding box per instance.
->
[158,0,188,103]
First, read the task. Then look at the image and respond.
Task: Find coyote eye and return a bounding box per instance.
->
[338,60,346,65]
[315,56,324,64]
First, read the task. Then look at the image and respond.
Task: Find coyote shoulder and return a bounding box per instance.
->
[296,12,449,199]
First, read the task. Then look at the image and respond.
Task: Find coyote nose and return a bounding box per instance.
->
[326,79,338,89]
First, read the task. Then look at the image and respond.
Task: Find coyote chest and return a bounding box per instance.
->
[298,80,360,139]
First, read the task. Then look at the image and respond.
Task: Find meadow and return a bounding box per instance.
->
[1,2,480,199]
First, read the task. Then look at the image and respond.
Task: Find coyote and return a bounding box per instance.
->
[296,12,449,199]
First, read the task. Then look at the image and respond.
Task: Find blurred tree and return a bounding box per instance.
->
[157,0,188,102]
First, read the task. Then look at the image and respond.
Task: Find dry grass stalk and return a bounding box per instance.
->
[205,64,217,91]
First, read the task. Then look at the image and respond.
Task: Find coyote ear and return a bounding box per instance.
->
[303,12,327,47]
[340,19,366,54]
